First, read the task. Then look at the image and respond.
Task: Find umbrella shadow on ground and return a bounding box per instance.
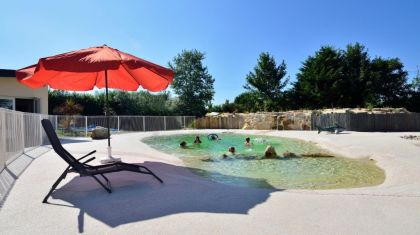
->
[50,161,280,233]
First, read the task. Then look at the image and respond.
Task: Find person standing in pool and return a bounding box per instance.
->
[222,146,236,159]
[244,137,252,147]
[194,136,202,144]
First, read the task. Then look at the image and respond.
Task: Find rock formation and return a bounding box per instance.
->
[91,126,109,139]
[264,145,277,158]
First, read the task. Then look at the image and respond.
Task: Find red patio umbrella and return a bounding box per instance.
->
[16,45,174,163]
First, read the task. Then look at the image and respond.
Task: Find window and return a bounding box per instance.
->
[0,97,15,110]
[15,98,38,113]
[0,97,39,113]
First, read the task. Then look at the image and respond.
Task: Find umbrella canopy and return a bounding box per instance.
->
[16,45,174,162]
[16,45,173,91]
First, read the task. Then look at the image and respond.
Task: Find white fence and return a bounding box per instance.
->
[0,108,195,172]
[54,115,196,136]
[0,109,45,172]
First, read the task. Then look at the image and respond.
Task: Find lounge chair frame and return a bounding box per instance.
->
[41,119,163,203]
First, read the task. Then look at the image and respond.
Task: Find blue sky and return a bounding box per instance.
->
[1,0,419,104]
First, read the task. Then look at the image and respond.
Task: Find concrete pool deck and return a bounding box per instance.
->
[0,130,419,234]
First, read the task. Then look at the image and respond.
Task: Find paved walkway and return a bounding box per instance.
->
[0,130,419,235]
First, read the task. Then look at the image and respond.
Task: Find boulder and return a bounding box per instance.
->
[242,113,276,130]
[281,119,294,130]
[264,145,277,158]
[91,126,109,139]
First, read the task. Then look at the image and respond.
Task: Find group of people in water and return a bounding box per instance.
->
[179,134,278,160]
[179,135,204,148]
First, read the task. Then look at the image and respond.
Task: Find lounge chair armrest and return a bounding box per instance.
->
[78,150,96,161]
[82,157,95,165]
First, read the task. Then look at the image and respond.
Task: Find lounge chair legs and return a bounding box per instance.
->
[91,175,112,193]
[42,167,69,203]
[100,174,112,189]
[117,162,163,183]
[139,165,163,183]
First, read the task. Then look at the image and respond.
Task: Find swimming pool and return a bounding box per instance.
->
[143,133,385,189]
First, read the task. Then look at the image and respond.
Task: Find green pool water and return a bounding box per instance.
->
[143,133,385,189]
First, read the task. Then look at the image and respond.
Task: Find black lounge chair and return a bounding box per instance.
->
[41,119,163,203]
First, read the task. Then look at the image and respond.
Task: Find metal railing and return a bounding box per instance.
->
[53,115,196,136]
[0,107,195,172]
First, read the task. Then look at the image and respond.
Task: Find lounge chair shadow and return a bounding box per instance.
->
[50,161,280,231]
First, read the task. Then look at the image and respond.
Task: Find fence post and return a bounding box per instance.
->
[183,116,186,129]
[0,110,6,171]
[20,113,25,153]
[143,116,146,132]
[39,115,43,145]
[85,116,88,137]
[117,116,120,132]
[164,116,167,130]
[55,115,58,131]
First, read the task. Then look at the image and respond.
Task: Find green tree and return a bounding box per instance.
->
[368,57,410,107]
[53,99,84,131]
[341,43,371,107]
[207,104,223,113]
[48,90,68,114]
[221,100,237,113]
[291,43,411,109]
[407,67,420,112]
[169,49,215,116]
[411,66,420,92]
[53,99,83,115]
[292,46,344,109]
[233,91,262,112]
[244,52,288,111]
[49,90,176,116]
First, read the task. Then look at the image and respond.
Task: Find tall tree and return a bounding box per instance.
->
[291,43,411,109]
[407,66,420,112]
[341,43,371,107]
[292,46,344,109]
[234,91,262,112]
[169,49,215,116]
[368,57,410,107]
[244,52,289,111]
[411,66,420,92]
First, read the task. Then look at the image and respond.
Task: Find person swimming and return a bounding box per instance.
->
[180,141,187,148]
[194,136,202,144]
[244,137,251,147]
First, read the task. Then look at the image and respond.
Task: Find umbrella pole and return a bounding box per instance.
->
[101,69,121,163]
[105,69,111,148]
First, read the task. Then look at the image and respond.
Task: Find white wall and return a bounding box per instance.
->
[0,76,48,114]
